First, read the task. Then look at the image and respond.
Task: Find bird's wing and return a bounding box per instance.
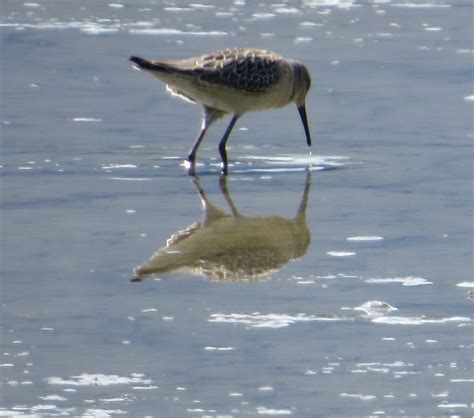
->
[195,49,282,93]
[159,49,282,93]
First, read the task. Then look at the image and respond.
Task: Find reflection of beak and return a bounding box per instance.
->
[297,104,312,146]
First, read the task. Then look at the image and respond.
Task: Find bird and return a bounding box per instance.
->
[129,48,312,175]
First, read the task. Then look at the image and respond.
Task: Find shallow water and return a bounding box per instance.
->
[1,0,473,416]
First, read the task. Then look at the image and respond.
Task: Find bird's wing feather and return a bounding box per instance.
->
[196,49,282,93]
[157,49,282,93]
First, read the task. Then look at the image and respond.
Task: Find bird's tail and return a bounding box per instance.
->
[130,56,169,72]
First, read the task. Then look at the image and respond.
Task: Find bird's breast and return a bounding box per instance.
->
[198,78,293,115]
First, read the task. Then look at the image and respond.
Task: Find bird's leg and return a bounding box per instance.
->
[218,114,239,175]
[186,123,208,176]
[187,117,210,167]
[186,107,224,175]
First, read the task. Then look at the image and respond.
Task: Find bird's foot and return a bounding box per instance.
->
[183,158,196,176]
[220,162,228,176]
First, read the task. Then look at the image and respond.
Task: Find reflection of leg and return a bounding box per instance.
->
[192,174,228,223]
[191,175,209,210]
[218,115,239,175]
[187,107,225,174]
[219,175,240,217]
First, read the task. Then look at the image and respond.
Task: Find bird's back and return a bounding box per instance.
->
[131,48,295,114]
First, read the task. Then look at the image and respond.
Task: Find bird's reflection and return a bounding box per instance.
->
[132,173,311,282]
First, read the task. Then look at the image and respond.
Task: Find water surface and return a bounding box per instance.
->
[1,0,473,416]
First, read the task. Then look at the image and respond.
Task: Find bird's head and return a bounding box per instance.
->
[291,62,312,105]
[291,62,312,146]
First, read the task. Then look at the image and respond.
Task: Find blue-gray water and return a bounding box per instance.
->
[1,0,473,416]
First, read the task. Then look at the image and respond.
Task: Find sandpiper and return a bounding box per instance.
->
[130,48,312,174]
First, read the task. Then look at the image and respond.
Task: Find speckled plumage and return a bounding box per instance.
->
[130,48,313,174]
[192,48,282,93]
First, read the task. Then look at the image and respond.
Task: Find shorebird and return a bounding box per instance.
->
[130,48,312,174]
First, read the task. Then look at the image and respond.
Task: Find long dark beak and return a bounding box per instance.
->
[297,104,312,146]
